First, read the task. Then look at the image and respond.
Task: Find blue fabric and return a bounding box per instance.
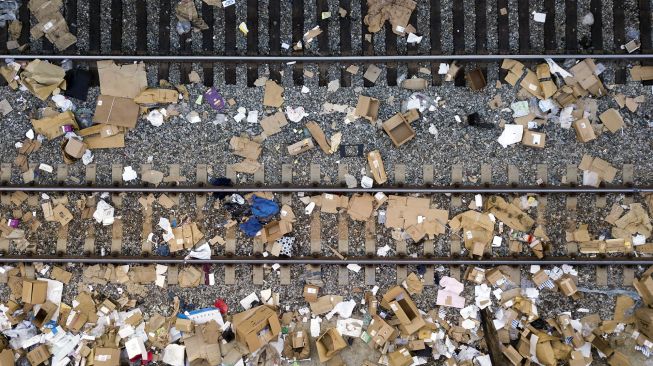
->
[240,217,263,237]
[251,196,280,218]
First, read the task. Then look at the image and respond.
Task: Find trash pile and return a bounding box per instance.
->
[436,58,650,151]
[2,257,651,365]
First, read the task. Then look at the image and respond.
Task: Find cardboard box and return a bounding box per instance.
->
[521,130,545,148]
[367,150,387,185]
[573,118,596,142]
[381,286,426,335]
[466,69,486,91]
[63,138,87,159]
[93,95,140,128]
[367,315,395,347]
[303,284,320,302]
[0,349,14,366]
[27,345,50,366]
[260,220,292,243]
[22,279,48,304]
[316,328,347,362]
[232,305,281,353]
[388,348,412,366]
[175,317,193,332]
[558,276,579,297]
[383,112,416,147]
[355,96,380,122]
[502,345,523,365]
[292,330,306,348]
[635,307,653,339]
[32,300,58,328]
[599,108,625,133]
[287,138,315,156]
[93,348,120,366]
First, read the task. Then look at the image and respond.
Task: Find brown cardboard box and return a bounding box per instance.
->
[93,348,120,366]
[184,334,222,366]
[634,274,653,305]
[355,96,380,122]
[573,118,596,142]
[367,150,387,185]
[287,138,315,156]
[303,284,320,302]
[33,300,58,328]
[466,69,486,91]
[558,275,579,297]
[569,59,606,97]
[22,279,48,304]
[383,112,416,147]
[27,345,50,366]
[316,328,347,362]
[260,220,292,243]
[292,330,306,348]
[305,121,332,154]
[381,286,426,335]
[501,344,523,365]
[367,315,395,347]
[310,295,343,315]
[630,66,653,81]
[635,307,653,339]
[93,95,140,128]
[68,311,88,332]
[599,108,625,133]
[175,317,193,332]
[99,125,121,138]
[521,130,545,148]
[232,305,281,353]
[388,348,412,366]
[0,349,14,366]
[63,138,87,159]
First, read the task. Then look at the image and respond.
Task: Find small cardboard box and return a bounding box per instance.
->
[32,300,58,328]
[521,130,545,148]
[63,138,87,159]
[27,345,50,366]
[260,220,292,244]
[93,95,140,128]
[383,113,416,147]
[93,348,120,366]
[303,284,320,302]
[599,108,624,133]
[22,279,48,304]
[388,347,413,366]
[175,317,193,332]
[287,138,315,156]
[573,118,596,142]
[367,315,395,347]
[292,330,306,348]
[0,349,14,366]
[466,69,486,91]
[381,286,426,335]
[502,345,523,365]
[316,328,347,362]
[367,150,387,185]
[355,96,380,122]
[232,305,281,353]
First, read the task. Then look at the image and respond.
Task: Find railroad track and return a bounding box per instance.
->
[1,159,651,289]
[1,0,652,88]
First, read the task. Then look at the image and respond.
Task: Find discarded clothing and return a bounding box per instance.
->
[240,217,263,237]
[251,196,280,219]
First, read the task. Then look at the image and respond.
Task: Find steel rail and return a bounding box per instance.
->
[3,54,653,62]
[0,185,648,194]
[0,255,650,266]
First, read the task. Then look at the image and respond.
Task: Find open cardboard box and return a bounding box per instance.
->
[260,220,292,243]
[316,328,347,363]
[382,110,419,147]
[232,305,281,353]
[381,286,426,335]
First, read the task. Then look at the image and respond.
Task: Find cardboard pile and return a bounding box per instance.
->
[364,0,417,35]
[28,0,77,51]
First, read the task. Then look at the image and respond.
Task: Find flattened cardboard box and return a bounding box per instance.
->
[260,220,292,243]
[97,60,147,99]
[93,95,140,128]
[599,108,625,133]
[303,284,320,302]
[388,347,413,366]
[31,111,78,140]
[0,349,14,366]
[27,345,49,366]
[93,348,120,366]
[22,279,48,304]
